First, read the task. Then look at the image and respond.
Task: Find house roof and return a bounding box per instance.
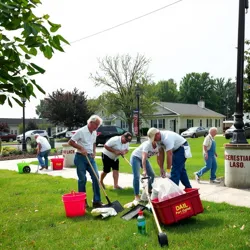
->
[0,118,50,125]
[154,102,225,118]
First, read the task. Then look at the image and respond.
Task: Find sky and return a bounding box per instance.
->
[1,0,250,118]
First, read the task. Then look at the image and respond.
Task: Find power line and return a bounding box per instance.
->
[70,0,185,45]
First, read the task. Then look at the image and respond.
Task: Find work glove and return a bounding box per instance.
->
[166,169,171,178]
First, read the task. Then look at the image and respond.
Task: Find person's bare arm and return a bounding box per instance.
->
[141,152,148,176]
[157,147,166,177]
[68,139,87,156]
[166,150,172,171]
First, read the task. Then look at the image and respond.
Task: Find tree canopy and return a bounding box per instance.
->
[90,54,156,133]
[0,0,69,107]
[36,88,91,130]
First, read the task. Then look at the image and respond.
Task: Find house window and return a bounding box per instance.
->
[15,130,17,134]
[215,119,218,127]
[11,130,13,134]
[207,119,212,127]
[150,119,165,129]
[121,121,127,129]
[187,119,193,128]
[219,119,220,127]
[200,120,202,126]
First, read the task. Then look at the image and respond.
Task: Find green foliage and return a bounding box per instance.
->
[30,139,37,149]
[36,88,91,129]
[155,79,179,102]
[90,54,156,133]
[179,72,236,117]
[0,0,69,106]
[1,146,22,156]
[26,120,38,131]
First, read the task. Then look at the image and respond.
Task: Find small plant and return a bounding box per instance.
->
[30,139,37,149]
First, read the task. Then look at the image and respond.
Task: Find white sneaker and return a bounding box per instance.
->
[194,172,200,183]
[210,179,221,184]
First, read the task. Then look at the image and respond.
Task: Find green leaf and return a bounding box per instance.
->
[14,37,24,42]
[43,45,53,59]
[12,97,23,106]
[31,80,46,94]
[19,45,30,54]
[30,63,45,74]
[7,97,13,107]
[57,34,70,45]
[29,47,37,56]
[25,54,31,59]
[43,14,50,20]
[27,71,40,76]
[0,95,7,105]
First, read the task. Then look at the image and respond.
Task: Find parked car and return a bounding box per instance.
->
[224,124,250,139]
[53,129,68,138]
[96,125,127,145]
[17,130,48,143]
[0,131,17,142]
[181,126,209,138]
[66,125,127,146]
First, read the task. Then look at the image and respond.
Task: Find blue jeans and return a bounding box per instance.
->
[171,143,192,188]
[74,153,101,202]
[130,156,155,195]
[37,150,50,167]
[197,154,217,180]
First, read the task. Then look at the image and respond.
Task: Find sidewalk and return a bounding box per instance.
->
[1,156,250,208]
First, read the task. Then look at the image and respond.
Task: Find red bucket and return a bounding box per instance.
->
[51,157,64,170]
[62,191,86,217]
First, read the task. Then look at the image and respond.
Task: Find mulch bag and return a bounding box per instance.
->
[151,177,185,202]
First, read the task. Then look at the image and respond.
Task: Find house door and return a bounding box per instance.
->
[169,120,176,132]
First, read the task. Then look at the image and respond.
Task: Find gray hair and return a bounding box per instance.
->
[87,115,103,126]
[209,127,217,133]
[147,127,159,142]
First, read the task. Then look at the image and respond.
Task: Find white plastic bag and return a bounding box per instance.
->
[184,145,192,158]
[152,178,185,202]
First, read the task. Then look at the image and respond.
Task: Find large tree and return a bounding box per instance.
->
[0,0,69,107]
[36,88,91,130]
[155,79,179,102]
[90,54,156,133]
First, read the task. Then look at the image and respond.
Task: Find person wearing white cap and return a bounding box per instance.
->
[34,134,51,170]
[147,127,192,189]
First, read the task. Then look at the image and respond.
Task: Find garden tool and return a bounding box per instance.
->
[85,155,124,213]
[141,177,168,247]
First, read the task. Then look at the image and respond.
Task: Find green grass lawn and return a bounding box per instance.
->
[95,137,248,181]
[0,170,250,250]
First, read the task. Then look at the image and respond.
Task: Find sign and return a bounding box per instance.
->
[133,113,138,135]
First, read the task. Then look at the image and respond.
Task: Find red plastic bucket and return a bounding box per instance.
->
[51,157,64,170]
[62,191,86,217]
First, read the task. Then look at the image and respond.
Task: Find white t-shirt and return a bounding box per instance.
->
[36,136,51,152]
[203,134,214,153]
[103,136,129,161]
[71,125,97,154]
[160,131,186,151]
[132,140,159,159]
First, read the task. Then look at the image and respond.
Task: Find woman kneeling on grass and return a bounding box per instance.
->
[130,139,158,202]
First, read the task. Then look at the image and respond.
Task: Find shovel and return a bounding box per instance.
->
[141,177,168,247]
[85,155,124,213]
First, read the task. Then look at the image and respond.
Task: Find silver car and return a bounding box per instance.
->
[181,127,208,138]
[17,130,48,143]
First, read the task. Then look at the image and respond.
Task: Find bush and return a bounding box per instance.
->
[30,139,37,149]
[1,146,20,156]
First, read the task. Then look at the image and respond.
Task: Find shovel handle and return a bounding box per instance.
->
[121,155,132,167]
[85,155,111,204]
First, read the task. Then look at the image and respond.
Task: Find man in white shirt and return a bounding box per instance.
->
[68,115,104,208]
[100,132,132,190]
[147,127,192,189]
[34,134,51,170]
